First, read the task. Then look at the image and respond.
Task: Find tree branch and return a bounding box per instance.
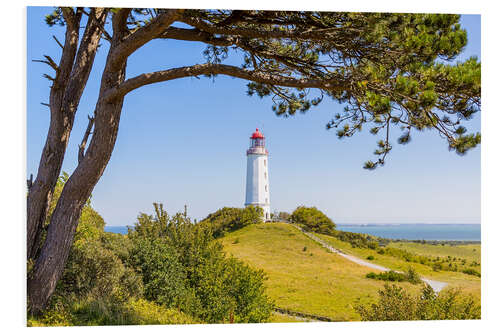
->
[103,63,343,101]
[160,27,236,46]
[32,55,59,71]
[61,8,108,114]
[78,114,95,164]
[108,9,184,69]
[52,35,64,49]
[82,8,112,41]
[178,15,346,42]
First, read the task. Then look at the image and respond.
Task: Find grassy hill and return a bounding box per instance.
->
[219,222,423,321]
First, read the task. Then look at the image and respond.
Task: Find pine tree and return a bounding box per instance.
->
[27,8,480,313]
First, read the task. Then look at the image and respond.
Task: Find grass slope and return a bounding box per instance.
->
[389,241,481,263]
[220,223,421,321]
[315,233,481,298]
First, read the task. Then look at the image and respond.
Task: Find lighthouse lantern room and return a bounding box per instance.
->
[245,128,271,221]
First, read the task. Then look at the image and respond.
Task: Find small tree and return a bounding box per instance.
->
[289,206,336,235]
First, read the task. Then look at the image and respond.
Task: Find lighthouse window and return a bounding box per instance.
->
[265,185,268,192]
[265,198,268,204]
[264,172,267,178]
[264,159,266,166]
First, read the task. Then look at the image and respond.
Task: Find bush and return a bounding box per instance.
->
[55,203,143,303]
[130,238,191,309]
[406,267,421,284]
[365,270,407,282]
[277,211,291,221]
[333,230,381,249]
[366,255,375,260]
[462,268,481,277]
[356,284,481,320]
[289,206,336,235]
[129,203,274,323]
[198,206,263,238]
[365,268,421,284]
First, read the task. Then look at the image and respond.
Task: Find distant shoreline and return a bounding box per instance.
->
[104,223,481,242]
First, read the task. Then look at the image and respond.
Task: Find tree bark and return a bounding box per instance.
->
[27,9,127,314]
[27,8,108,260]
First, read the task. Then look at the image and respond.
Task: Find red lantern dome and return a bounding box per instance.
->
[251,128,264,139]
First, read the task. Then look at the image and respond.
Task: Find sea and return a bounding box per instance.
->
[104,223,481,241]
[336,224,480,241]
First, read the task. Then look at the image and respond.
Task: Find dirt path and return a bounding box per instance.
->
[288,223,448,293]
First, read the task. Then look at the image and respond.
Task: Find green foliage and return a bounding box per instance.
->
[406,266,422,284]
[129,203,274,323]
[365,270,407,282]
[366,255,374,260]
[356,284,480,320]
[224,11,482,167]
[50,173,143,304]
[57,238,143,301]
[365,267,421,284]
[333,230,384,249]
[277,211,291,221]
[462,268,481,277]
[44,7,65,26]
[129,238,191,309]
[197,206,263,238]
[290,206,336,235]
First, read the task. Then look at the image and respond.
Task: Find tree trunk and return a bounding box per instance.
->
[27,8,108,260]
[27,15,127,312]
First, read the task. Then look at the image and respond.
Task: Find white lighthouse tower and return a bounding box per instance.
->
[245,128,271,221]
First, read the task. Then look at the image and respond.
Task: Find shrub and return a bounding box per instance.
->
[365,268,421,284]
[303,246,307,252]
[277,211,291,221]
[365,270,406,282]
[55,206,143,303]
[198,206,263,238]
[289,206,336,235]
[356,284,481,320]
[462,268,481,277]
[333,230,383,249]
[406,267,421,284]
[130,238,191,309]
[129,203,274,323]
[366,255,375,260]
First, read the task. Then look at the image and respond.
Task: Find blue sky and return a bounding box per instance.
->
[27,9,481,225]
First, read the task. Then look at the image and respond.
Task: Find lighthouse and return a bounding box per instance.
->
[245,128,271,221]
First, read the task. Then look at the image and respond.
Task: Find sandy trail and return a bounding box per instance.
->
[288,223,448,293]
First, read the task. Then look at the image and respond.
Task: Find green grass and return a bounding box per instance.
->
[315,233,481,299]
[220,222,422,321]
[389,241,481,264]
[28,298,196,327]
